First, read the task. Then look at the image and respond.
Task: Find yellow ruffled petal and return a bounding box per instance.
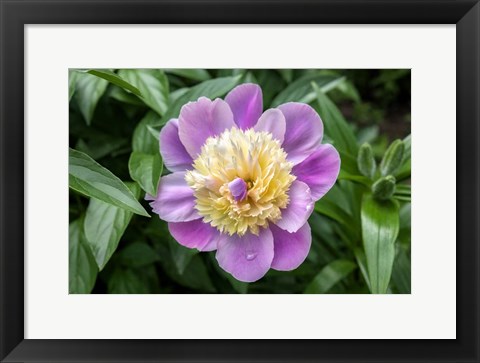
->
[185,128,295,236]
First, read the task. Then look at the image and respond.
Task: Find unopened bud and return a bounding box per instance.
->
[357,143,376,179]
[372,175,396,200]
[380,140,404,176]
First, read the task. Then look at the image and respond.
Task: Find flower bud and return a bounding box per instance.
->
[380,140,404,176]
[357,143,376,179]
[372,175,396,200]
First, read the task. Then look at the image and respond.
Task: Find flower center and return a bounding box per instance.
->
[185,128,295,236]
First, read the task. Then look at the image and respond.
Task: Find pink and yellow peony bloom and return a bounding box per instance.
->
[148,83,340,282]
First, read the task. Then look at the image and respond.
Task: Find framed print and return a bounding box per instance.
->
[1,0,479,362]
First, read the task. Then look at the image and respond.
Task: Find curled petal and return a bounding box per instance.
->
[292,144,341,201]
[225,83,263,130]
[278,102,323,165]
[159,118,193,172]
[178,97,236,158]
[168,219,219,252]
[253,108,286,143]
[216,228,274,282]
[228,177,248,202]
[275,180,314,233]
[147,172,200,222]
[270,222,312,271]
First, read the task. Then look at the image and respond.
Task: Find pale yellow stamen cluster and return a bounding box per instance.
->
[185,128,295,236]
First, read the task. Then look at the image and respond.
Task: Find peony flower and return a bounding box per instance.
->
[148,83,340,282]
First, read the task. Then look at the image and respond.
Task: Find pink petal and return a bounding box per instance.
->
[253,108,286,143]
[225,83,263,130]
[275,180,314,233]
[228,177,248,202]
[168,219,219,252]
[178,97,236,158]
[215,228,274,282]
[159,118,193,172]
[147,172,200,222]
[278,102,323,165]
[292,144,341,201]
[270,222,312,271]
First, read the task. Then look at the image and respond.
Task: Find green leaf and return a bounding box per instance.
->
[69,148,149,217]
[271,74,344,106]
[69,219,98,293]
[309,213,341,259]
[391,247,411,294]
[277,69,293,83]
[396,159,411,181]
[379,139,404,176]
[314,183,360,245]
[336,79,361,103]
[357,125,379,145]
[314,198,353,229]
[396,134,411,180]
[337,151,360,176]
[165,69,211,81]
[209,254,249,293]
[117,242,160,268]
[354,247,371,291]
[312,85,359,160]
[162,75,242,123]
[85,69,142,97]
[394,195,411,203]
[75,136,128,160]
[118,69,169,116]
[147,221,216,292]
[304,259,357,293]
[84,182,141,270]
[395,184,411,195]
[108,268,147,293]
[398,202,411,248]
[128,151,162,196]
[129,112,163,196]
[69,69,78,101]
[146,125,160,141]
[338,170,371,187]
[361,194,399,294]
[394,184,411,203]
[75,71,109,125]
[179,255,216,292]
[107,265,160,294]
[158,242,215,292]
[402,135,411,163]
[132,111,162,154]
[168,238,198,275]
[227,275,249,294]
[169,87,190,104]
[253,69,285,106]
[109,87,146,106]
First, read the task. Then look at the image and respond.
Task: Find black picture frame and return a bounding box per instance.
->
[1,0,478,362]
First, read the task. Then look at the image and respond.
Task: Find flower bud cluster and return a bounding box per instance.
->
[357,140,405,201]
